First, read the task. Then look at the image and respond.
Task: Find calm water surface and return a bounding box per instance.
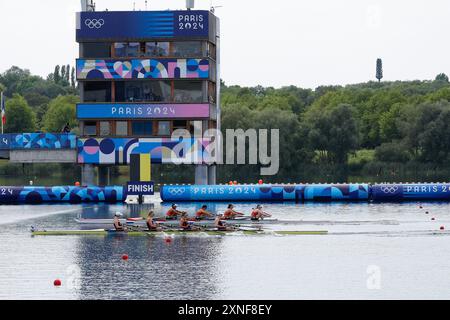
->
[1,196,450,299]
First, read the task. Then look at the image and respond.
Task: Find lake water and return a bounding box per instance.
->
[1,196,450,300]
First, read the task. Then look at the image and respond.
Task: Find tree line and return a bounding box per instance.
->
[0,66,78,133]
[1,65,450,182]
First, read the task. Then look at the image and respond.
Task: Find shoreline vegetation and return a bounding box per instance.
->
[2,66,450,185]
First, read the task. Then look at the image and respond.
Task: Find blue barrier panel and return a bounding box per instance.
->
[0,186,125,204]
[372,184,450,201]
[10,133,77,149]
[160,184,370,202]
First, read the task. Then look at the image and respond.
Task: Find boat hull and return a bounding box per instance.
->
[31,229,328,236]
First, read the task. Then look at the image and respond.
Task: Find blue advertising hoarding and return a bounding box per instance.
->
[76,11,210,41]
[77,103,210,119]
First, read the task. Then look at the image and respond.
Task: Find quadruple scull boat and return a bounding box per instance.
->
[75,217,399,226]
[75,217,279,226]
[31,228,328,236]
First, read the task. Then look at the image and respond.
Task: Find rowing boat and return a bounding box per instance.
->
[75,218,400,226]
[31,229,328,236]
[75,217,279,226]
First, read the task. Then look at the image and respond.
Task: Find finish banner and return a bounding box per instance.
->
[77,103,210,119]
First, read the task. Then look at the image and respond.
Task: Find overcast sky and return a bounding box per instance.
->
[0,0,449,89]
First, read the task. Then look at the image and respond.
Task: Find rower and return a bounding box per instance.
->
[195,205,213,220]
[214,214,234,231]
[179,213,200,231]
[113,212,126,231]
[166,204,186,220]
[146,210,162,232]
[251,205,272,221]
[223,204,244,220]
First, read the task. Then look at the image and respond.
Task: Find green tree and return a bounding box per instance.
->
[71,67,76,88]
[60,65,66,83]
[307,104,359,164]
[435,73,449,82]
[23,92,50,108]
[4,94,36,133]
[416,103,450,163]
[42,95,79,132]
[54,65,61,84]
[376,58,383,82]
[65,64,71,84]
[375,141,411,162]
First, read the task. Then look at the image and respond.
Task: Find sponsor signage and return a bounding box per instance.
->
[126,181,155,196]
[76,11,210,41]
[77,103,210,119]
[0,135,10,150]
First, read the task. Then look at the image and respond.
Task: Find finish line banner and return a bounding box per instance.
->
[77,103,210,119]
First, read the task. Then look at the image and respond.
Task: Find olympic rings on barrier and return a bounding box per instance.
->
[167,188,186,195]
[85,19,105,29]
[380,186,399,194]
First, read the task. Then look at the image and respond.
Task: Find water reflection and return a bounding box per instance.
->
[74,234,223,299]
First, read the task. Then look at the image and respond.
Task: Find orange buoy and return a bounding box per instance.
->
[53,279,62,286]
[233,181,238,185]
[228,181,233,185]
[75,181,80,187]
[122,254,129,260]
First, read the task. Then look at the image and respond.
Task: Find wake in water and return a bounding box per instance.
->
[0,206,91,226]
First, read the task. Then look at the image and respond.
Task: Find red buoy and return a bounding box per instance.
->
[122,254,129,260]
[75,181,80,187]
[229,181,233,185]
[233,181,238,185]
[165,237,172,243]
[53,279,62,286]
[440,226,445,231]
[258,179,263,185]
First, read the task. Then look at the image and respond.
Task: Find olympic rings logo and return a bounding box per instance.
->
[85,19,105,29]
[167,188,186,195]
[380,186,399,194]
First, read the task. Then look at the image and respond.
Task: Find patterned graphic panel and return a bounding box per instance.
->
[77,137,212,165]
[77,59,210,80]
[0,186,125,204]
[9,133,77,150]
[161,184,370,202]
